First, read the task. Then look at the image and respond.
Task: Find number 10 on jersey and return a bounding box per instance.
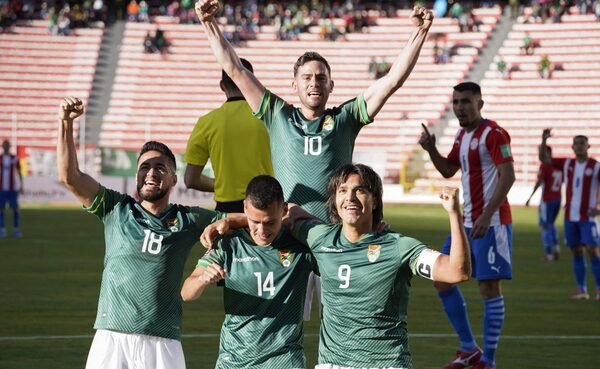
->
[304,136,322,156]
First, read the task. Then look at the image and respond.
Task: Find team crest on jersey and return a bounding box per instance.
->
[322,116,335,131]
[470,138,479,150]
[165,218,179,232]
[367,244,381,262]
[279,249,294,267]
[585,168,594,176]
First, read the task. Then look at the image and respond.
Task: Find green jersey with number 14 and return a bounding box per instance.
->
[293,221,428,368]
[199,228,317,369]
[86,185,220,340]
[254,90,372,221]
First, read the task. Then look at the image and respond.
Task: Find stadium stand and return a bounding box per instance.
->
[415,9,600,191]
[100,7,500,182]
[0,20,103,149]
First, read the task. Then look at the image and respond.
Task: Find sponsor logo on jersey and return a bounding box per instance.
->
[233,256,259,263]
[367,244,381,262]
[500,144,512,158]
[470,138,479,151]
[165,217,179,232]
[136,217,150,225]
[322,116,334,131]
[279,249,294,267]
[320,246,342,252]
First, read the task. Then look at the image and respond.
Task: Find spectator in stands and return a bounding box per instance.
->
[0,140,23,238]
[539,54,552,79]
[48,7,58,34]
[594,0,600,20]
[509,0,520,19]
[496,56,509,79]
[521,32,534,55]
[138,0,149,22]
[551,0,567,23]
[539,129,600,301]
[127,0,139,21]
[183,58,274,213]
[578,0,593,14]
[153,27,169,53]
[433,42,450,64]
[143,30,156,53]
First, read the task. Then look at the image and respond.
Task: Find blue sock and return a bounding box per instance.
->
[0,210,4,228]
[13,208,19,229]
[573,254,587,291]
[551,225,559,247]
[438,286,477,352]
[590,255,600,291]
[541,229,552,255]
[481,296,505,368]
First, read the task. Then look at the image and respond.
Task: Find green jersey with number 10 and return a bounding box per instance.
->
[254,90,372,221]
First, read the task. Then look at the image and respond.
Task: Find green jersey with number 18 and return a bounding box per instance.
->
[85,185,220,340]
[293,221,428,368]
[254,90,372,221]
[199,228,317,369]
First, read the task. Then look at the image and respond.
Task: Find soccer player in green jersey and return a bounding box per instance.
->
[57,97,222,369]
[195,0,433,221]
[202,164,471,369]
[195,0,433,319]
[181,175,317,369]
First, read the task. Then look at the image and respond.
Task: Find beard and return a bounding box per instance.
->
[137,183,169,202]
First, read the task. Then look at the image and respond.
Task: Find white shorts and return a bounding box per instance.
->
[85,329,186,369]
[315,365,408,369]
[303,271,322,321]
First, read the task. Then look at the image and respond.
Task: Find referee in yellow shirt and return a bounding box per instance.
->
[184,59,274,212]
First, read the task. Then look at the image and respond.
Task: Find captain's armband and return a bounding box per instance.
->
[415,249,441,280]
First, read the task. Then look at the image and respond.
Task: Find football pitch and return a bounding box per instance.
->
[1,205,599,369]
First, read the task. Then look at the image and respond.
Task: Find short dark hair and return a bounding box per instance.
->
[326,163,383,227]
[222,58,254,92]
[574,135,589,143]
[293,51,331,77]
[454,82,481,95]
[245,175,284,210]
[137,141,176,172]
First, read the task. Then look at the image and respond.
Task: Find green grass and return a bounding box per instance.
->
[1,206,599,369]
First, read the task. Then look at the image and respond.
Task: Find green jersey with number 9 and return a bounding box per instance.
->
[292,221,428,368]
[85,185,221,340]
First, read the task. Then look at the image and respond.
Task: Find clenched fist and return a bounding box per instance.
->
[410,6,434,31]
[60,96,84,121]
[195,0,222,23]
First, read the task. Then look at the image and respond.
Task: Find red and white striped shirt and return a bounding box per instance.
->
[447,120,513,227]
[553,157,600,222]
[0,154,21,192]
[539,163,562,202]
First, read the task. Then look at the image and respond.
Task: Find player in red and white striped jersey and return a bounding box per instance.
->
[420,82,515,369]
[0,140,23,238]
[540,129,600,301]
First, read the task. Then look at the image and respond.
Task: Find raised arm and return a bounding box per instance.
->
[181,263,226,301]
[184,163,215,192]
[419,123,460,178]
[196,0,265,111]
[525,175,543,207]
[362,6,433,119]
[539,128,552,165]
[57,97,99,207]
[431,187,471,283]
[470,161,515,238]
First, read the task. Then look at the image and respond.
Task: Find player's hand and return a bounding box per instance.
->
[410,6,434,31]
[200,218,229,249]
[588,207,600,217]
[440,187,460,214]
[59,96,84,122]
[199,263,226,285]
[419,123,436,152]
[195,0,222,23]
[470,213,491,239]
[542,128,552,141]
